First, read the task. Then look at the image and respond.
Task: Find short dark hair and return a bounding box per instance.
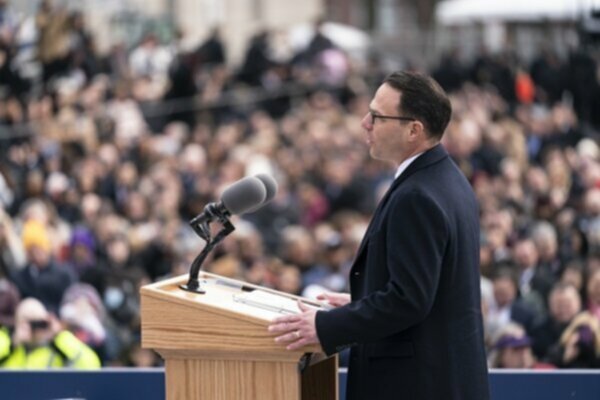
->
[492,266,518,287]
[383,71,452,139]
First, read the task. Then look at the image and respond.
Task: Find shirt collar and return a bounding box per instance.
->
[394,152,424,180]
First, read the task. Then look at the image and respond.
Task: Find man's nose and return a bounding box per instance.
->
[361,114,371,130]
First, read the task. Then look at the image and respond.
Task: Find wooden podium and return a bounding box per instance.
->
[141,272,338,400]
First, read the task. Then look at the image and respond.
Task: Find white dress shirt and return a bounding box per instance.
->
[394,152,424,180]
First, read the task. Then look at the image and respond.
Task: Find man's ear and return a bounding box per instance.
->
[409,120,425,141]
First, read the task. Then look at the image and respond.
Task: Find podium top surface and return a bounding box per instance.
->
[142,271,332,321]
[141,272,327,355]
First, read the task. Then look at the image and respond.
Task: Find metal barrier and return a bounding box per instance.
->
[1,368,600,400]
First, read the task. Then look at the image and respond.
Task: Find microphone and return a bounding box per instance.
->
[182,174,277,293]
[189,176,267,226]
[248,173,278,211]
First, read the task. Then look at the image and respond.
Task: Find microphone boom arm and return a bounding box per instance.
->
[181,212,236,293]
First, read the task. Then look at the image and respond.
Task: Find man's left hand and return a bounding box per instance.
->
[268,300,321,351]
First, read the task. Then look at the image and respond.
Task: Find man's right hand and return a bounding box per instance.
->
[12,321,31,346]
[316,292,351,308]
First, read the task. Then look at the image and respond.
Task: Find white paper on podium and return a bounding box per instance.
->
[232,290,301,316]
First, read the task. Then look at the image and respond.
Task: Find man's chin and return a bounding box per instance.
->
[369,148,384,161]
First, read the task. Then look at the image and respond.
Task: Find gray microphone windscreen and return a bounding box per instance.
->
[254,174,278,203]
[220,176,267,215]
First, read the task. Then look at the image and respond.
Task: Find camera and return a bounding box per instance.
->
[29,319,49,331]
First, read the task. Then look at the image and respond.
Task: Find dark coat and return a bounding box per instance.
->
[11,260,74,314]
[530,317,569,360]
[510,299,538,334]
[316,144,490,400]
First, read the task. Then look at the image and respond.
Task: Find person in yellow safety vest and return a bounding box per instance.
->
[0,298,100,368]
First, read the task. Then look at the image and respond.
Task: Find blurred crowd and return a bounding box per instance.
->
[0,0,600,370]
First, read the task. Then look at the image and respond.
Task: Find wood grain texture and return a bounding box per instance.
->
[142,292,319,357]
[157,349,300,363]
[302,355,339,400]
[164,358,300,400]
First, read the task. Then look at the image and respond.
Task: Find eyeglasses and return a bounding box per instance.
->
[369,111,416,125]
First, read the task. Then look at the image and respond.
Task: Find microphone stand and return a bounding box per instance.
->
[180,211,236,294]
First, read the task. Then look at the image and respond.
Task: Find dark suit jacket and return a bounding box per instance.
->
[510,299,537,334]
[531,317,568,360]
[316,144,490,400]
[11,261,74,314]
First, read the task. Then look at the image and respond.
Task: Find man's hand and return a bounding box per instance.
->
[47,314,62,336]
[268,300,321,351]
[317,292,351,308]
[12,321,31,346]
[563,332,580,363]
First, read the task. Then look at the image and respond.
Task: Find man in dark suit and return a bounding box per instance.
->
[489,267,538,334]
[268,71,490,399]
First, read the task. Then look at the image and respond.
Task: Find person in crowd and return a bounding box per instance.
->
[487,267,537,336]
[59,283,120,364]
[237,30,272,87]
[0,208,25,273]
[0,298,100,368]
[559,259,586,298]
[128,33,173,81]
[546,312,600,368]
[0,278,20,329]
[488,322,555,369]
[195,28,226,67]
[531,221,562,277]
[35,0,73,86]
[65,226,96,278]
[585,268,600,320]
[531,283,582,360]
[513,237,553,314]
[10,220,73,313]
